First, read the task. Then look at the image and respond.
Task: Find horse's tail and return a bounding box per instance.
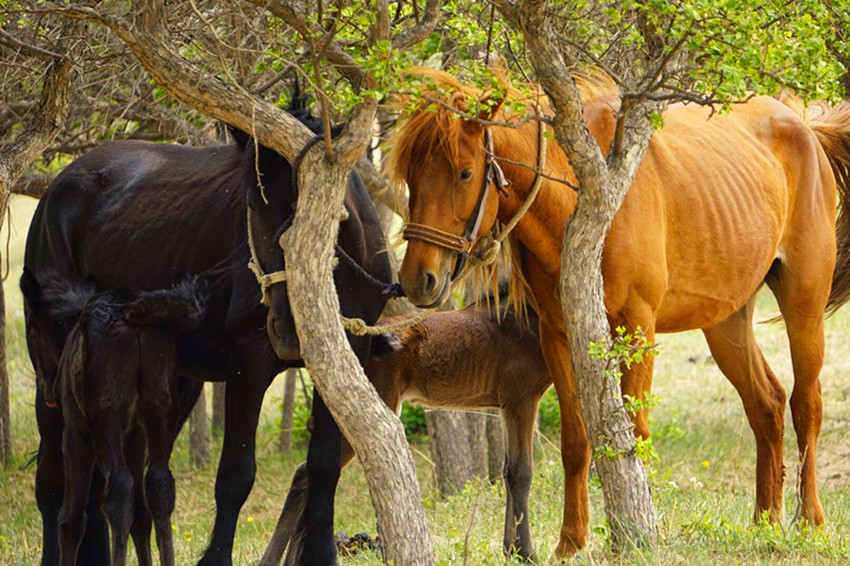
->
[809,102,850,315]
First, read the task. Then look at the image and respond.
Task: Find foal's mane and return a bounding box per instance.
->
[385,68,618,318]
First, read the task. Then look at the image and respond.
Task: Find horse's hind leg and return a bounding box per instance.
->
[126,426,154,566]
[501,401,538,562]
[767,257,831,526]
[702,296,786,522]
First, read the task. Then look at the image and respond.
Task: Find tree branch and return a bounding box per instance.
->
[38,2,313,162]
[392,0,442,50]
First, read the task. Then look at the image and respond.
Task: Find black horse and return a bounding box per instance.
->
[22,98,392,565]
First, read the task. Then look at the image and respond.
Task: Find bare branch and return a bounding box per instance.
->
[392,0,442,50]
[248,0,366,89]
[37,2,313,162]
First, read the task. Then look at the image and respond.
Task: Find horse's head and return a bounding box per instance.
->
[388,74,505,307]
[234,127,301,360]
[234,90,339,360]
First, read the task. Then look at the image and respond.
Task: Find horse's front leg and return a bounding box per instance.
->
[198,340,276,566]
[538,326,591,558]
[284,390,342,566]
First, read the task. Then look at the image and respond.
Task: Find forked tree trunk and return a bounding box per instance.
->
[279,368,297,455]
[499,0,659,549]
[485,409,505,482]
[212,382,225,436]
[0,279,10,466]
[190,385,209,467]
[283,147,433,565]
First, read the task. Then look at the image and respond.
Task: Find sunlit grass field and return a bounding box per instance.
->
[1,193,849,564]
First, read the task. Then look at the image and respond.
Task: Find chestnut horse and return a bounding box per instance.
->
[389,69,850,557]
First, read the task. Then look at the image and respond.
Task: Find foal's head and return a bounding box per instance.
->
[387,71,506,307]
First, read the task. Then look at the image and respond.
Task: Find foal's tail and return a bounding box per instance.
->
[809,102,850,315]
[123,276,208,330]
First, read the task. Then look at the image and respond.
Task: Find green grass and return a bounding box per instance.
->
[2,193,850,564]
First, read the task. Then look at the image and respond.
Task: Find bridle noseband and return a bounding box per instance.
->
[402,129,510,280]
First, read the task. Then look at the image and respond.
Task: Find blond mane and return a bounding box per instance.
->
[385,68,618,318]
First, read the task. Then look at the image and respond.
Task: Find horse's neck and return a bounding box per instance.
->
[494,126,578,275]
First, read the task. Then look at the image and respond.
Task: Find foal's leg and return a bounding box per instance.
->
[702,296,787,522]
[199,339,275,566]
[140,331,181,566]
[501,400,538,562]
[126,426,154,566]
[92,411,136,566]
[58,418,95,566]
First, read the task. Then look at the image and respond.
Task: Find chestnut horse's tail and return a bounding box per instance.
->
[809,102,850,315]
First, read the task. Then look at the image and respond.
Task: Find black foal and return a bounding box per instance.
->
[45,276,206,566]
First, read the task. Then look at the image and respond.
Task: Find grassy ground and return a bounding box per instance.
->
[2,193,850,564]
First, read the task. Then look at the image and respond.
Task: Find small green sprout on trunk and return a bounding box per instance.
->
[589,327,661,465]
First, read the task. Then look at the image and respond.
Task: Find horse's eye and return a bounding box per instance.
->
[459,169,473,181]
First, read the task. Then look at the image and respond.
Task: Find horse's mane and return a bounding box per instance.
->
[385,68,618,319]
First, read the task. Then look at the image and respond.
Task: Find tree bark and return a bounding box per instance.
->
[279,368,297,455]
[190,385,209,467]
[499,0,659,549]
[212,382,225,436]
[425,410,476,496]
[485,409,505,482]
[284,149,434,564]
[466,412,487,479]
[0,277,10,466]
[0,19,77,468]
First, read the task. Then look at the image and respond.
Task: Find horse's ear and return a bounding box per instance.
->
[228,126,251,151]
[475,91,505,123]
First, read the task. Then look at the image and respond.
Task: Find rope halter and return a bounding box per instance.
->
[247,208,288,306]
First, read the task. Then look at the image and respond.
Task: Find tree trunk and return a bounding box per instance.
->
[212,382,225,436]
[560,177,658,549]
[466,412,487,479]
[0,277,10,466]
[426,410,477,496]
[0,22,78,468]
[283,144,434,565]
[485,409,505,482]
[279,368,297,455]
[190,385,209,467]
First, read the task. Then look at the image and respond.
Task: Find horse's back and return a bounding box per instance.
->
[597,96,834,332]
[26,141,243,289]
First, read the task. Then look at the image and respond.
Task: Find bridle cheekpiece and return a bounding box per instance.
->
[402,128,510,280]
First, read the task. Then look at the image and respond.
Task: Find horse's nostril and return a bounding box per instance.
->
[423,271,438,296]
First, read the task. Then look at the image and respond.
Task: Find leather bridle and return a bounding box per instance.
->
[401,128,510,280]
